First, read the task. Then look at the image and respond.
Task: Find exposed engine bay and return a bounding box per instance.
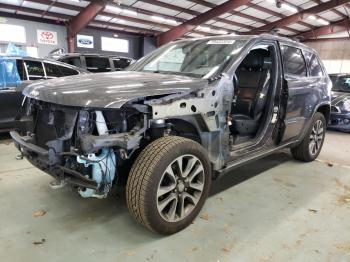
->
[14,76,231,199]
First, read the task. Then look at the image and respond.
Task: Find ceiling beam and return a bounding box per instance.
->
[157,0,251,46]
[185,0,300,34]
[140,0,254,31]
[310,0,347,19]
[0,2,71,20]
[246,2,314,30]
[298,18,350,40]
[103,2,234,34]
[0,3,157,35]
[253,0,350,33]
[67,0,108,38]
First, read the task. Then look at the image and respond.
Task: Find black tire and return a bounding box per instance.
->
[126,136,212,234]
[291,112,326,162]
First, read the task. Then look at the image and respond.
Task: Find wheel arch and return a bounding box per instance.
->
[166,118,203,145]
[316,103,331,125]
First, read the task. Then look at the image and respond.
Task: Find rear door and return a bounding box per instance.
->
[279,45,317,142]
[0,59,28,130]
[44,62,80,79]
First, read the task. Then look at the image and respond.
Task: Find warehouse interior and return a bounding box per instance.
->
[0,0,350,261]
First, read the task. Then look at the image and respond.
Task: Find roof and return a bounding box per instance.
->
[172,34,317,53]
[55,53,134,59]
[0,55,88,72]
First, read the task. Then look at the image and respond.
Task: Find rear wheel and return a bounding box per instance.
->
[291,112,326,162]
[126,136,211,234]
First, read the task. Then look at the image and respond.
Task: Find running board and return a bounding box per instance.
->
[216,141,295,175]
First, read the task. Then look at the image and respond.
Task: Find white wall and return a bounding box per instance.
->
[0,17,67,58]
[305,39,350,74]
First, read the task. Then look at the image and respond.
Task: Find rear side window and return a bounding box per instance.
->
[61,57,82,68]
[113,58,131,70]
[44,63,63,78]
[58,65,79,76]
[281,46,307,77]
[304,51,324,77]
[85,56,111,73]
[24,60,45,80]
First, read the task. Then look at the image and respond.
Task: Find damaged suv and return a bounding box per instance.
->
[11,35,331,234]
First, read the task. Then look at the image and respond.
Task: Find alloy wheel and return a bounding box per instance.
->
[156,154,205,223]
[309,119,324,156]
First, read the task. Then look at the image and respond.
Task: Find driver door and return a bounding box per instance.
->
[0,59,29,131]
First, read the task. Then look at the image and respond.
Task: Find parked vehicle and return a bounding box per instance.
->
[11,35,331,234]
[56,53,134,73]
[0,56,89,133]
[328,74,350,132]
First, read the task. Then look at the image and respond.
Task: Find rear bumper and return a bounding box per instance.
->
[10,131,98,189]
[328,112,350,132]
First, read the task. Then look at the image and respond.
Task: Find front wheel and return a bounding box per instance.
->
[291,112,326,162]
[126,136,212,234]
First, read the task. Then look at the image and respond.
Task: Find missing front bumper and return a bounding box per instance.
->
[10,131,98,190]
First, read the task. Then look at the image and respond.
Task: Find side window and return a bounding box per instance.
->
[62,57,82,68]
[24,60,45,80]
[16,59,27,81]
[85,56,111,73]
[113,58,131,70]
[44,63,63,78]
[58,65,79,76]
[281,45,307,77]
[304,51,324,77]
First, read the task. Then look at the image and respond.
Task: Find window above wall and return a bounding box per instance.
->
[101,37,129,53]
[0,24,26,44]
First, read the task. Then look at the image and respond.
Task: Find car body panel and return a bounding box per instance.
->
[23,71,207,109]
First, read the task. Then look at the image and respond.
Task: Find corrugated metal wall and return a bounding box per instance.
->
[305,39,350,74]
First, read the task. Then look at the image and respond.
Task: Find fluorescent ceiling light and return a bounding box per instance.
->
[197,26,211,32]
[218,30,228,34]
[166,19,178,25]
[317,18,330,25]
[281,3,298,13]
[308,15,316,20]
[105,5,121,13]
[151,15,165,22]
[122,9,137,16]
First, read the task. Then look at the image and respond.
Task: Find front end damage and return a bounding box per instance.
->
[11,75,233,198]
[11,99,149,198]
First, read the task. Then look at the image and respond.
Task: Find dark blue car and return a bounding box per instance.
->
[329,74,350,133]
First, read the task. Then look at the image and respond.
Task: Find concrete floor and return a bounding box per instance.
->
[0,131,349,262]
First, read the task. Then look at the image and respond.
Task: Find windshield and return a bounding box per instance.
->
[129,39,247,78]
[330,75,350,93]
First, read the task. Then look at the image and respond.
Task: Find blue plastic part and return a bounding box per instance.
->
[6,43,28,56]
[0,57,21,89]
[77,148,117,198]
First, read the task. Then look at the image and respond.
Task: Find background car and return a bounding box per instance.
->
[0,56,89,133]
[56,53,134,73]
[328,74,350,132]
